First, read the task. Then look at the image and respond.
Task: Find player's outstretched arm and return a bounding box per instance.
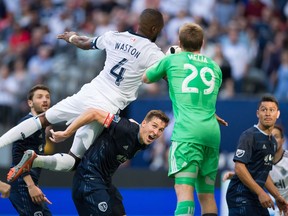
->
[0,180,10,198]
[57,31,93,50]
[50,108,112,143]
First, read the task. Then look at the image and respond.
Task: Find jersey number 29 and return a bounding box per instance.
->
[182,63,215,95]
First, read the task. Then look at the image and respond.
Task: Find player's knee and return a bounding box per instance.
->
[38,113,50,127]
[68,151,81,171]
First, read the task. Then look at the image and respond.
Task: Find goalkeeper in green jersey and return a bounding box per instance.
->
[143,23,224,216]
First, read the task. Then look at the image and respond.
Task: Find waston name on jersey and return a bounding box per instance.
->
[115,42,141,59]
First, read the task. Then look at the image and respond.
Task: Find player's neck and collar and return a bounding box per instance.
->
[254,124,273,136]
[128,30,149,40]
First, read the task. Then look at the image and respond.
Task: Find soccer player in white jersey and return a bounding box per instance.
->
[1,8,165,181]
[270,125,288,216]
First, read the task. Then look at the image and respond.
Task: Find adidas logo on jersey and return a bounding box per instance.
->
[262,144,267,149]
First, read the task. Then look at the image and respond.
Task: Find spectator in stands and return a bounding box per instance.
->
[0,63,18,126]
[274,50,288,101]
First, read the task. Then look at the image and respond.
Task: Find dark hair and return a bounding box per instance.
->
[179,23,204,52]
[139,9,164,27]
[144,110,170,125]
[27,84,50,100]
[258,95,279,109]
[274,125,284,138]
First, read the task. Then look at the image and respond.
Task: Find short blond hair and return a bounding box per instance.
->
[179,23,204,52]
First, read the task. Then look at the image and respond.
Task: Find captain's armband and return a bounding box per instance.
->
[103,113,114,128]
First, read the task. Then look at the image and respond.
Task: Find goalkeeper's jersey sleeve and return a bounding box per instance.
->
[146,52,222,148]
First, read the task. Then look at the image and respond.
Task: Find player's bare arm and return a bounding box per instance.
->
[265,175,288,214]
[235,162,275,209]
[50,108,111,143]
[0,180,10,198]
[23,175,52,205]
[215,114,228,126]
[57,31,93,50]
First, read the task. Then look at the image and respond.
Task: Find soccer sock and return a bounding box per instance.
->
[33,153,76,172]
[175,201,195,216]
[0,117,42,149]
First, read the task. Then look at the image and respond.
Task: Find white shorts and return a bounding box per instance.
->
[45,83,120,158]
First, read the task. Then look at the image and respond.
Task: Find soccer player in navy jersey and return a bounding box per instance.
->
[8,85,52,216]
[226,95,288,216]
[20,109,169,215]
[224,124,288,216]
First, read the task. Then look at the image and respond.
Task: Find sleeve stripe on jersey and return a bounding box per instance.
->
[91,37,99,49]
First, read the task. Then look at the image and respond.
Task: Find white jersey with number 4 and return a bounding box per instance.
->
[270,150,288,216]
[45,31,164,156]
[89,30,165,110]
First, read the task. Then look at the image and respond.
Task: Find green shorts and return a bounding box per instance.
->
[168,141,219,193]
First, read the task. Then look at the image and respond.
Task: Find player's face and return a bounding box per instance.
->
[139,117,166,145]
[28,89,51,115]
[257,101,279,129]
[272,128,284,151]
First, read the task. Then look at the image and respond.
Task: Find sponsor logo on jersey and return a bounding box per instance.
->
[264,154,274,165]
[130,37,136,42]
[117,155,127,163]
[34,211,43,216]
[274,179,286,189]
[236,149,245,158]
[98,201,108,212]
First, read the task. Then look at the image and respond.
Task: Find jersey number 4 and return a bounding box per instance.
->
[182,63,216,95]
[110,58,128,86]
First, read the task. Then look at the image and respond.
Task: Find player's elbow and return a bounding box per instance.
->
[142,75,151,84]
[234,162,245,175]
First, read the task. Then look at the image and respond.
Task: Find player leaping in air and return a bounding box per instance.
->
[1,8,165,181]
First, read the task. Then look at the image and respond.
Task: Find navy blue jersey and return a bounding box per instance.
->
[9,113,51,216]
[226,126,277,207]
[75,117,147,185]
[11,113,46,183]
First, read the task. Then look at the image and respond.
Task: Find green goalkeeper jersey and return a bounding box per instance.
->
[146,52,222,148]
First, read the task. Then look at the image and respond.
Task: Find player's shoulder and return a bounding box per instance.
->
[242,126,257,136]
[283,150,288,159]
[18,113,33,123]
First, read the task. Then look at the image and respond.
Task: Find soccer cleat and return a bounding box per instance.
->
[7,150,37,182]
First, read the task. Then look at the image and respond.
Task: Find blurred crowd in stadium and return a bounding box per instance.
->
[0,0,287,170]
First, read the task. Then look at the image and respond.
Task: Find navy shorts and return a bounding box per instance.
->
[228,205,269,216]
[72,175,125,216]
[9,179,52,216]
